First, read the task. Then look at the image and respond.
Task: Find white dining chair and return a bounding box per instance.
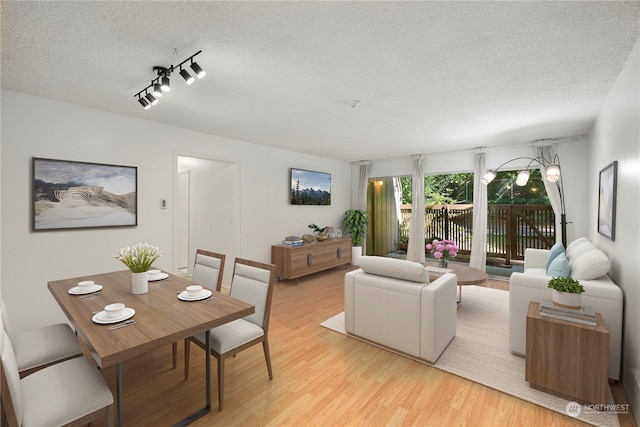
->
[1,326,115,427]
[183,257,276,410]
[192,249,226,292]
[172,250,226,369]
[1,299,82,378]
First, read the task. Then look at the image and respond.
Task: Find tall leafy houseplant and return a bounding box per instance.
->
[343,209,368,265]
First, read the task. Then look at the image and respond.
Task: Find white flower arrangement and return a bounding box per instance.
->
[115,242,162,273]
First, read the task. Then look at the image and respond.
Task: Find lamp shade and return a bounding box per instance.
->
[481,170,497,185]
[546,164,561,182]
[516,170,530,186]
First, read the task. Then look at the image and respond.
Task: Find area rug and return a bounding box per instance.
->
[321,285,618,427]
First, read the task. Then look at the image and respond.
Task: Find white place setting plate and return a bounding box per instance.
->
[68,284,103,295]
[92,307,136,324]
[178,289,212,301]
[148,272,169,281]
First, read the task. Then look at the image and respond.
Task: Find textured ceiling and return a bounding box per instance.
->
[2,1,639,162]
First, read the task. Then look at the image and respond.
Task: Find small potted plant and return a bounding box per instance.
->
[308,224,328,241]
[342,209,368,265]
[547,276,585,309]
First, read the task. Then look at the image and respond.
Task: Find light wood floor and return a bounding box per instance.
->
[91,266,635,426]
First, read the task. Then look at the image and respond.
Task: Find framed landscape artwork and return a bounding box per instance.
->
[597,160,617,240]
[32,158,137,230]
[290,168,331,205]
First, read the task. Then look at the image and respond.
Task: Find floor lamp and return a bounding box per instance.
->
[481,155,567,248]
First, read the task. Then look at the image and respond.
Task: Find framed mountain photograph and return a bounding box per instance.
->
[290,168,331,205]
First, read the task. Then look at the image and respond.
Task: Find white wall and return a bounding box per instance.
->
[1,89,351,335]
[587,39,640,422]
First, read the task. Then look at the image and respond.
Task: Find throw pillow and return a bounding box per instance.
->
[546,242,565,270]
[358,256,429,283]
[570,248,611,280]
[565,237,591,261]
[546,251,571,277]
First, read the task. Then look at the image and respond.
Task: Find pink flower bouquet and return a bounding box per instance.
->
[426,239,458,260]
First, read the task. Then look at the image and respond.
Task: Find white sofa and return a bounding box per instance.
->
[509,237,623,380]
[344,256,457,363]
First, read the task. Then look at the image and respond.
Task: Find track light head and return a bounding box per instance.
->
[179,68,194,85]
[161,76,171,92]
[145,93,158,105]
[152,83,163,97]
[190,61,206,78]
[138,97,150,109]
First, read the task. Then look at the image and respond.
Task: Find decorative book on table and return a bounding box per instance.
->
[281,236,304,247]
[539,298,597,326]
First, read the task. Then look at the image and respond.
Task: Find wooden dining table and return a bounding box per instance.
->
[48,269,254,427]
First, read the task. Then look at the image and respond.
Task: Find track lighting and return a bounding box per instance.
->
[152,83,163,97]
[190,61,206,78]
[179,67,194,85]
[161,75,171,92]
[134,50,205,108]
[137,96,150,109]
[145,93,158,105]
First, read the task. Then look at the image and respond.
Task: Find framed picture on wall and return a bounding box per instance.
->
[290,168,331,205]
[597,160,617,240]
[32,158,137,230]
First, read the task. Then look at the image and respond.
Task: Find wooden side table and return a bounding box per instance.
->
[525,301,609,404]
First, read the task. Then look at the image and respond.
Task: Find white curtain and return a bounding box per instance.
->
[392,177,403,225]
[407,154,425,263]
[469,147,487,270]
[355,161,369,253]
[356,161,369,211]
[535,143,564,244]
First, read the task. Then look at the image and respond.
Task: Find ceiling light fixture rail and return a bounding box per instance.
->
[134,50,206,109]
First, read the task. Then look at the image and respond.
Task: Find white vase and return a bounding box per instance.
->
[351,246,362,266]
[131,272,149,294]
[552,289,581,309]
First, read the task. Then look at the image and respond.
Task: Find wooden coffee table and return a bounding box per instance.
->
[425,262,488,304]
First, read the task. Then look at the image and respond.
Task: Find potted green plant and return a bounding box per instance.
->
[343,209,368,265]
[547,276,585,309]
[308,224,328,241]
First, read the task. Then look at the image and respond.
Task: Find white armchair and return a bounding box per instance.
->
[344,256,457,363]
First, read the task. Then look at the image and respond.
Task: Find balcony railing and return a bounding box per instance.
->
[397,204,555,263]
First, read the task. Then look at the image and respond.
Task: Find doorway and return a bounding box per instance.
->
[174,155,241,289]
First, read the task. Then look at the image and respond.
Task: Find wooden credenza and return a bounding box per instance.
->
[525,301,609,405]
[271,237,352,282]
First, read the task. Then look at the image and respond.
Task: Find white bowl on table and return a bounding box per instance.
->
[186,285,203,297]
[104,303,126,319]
